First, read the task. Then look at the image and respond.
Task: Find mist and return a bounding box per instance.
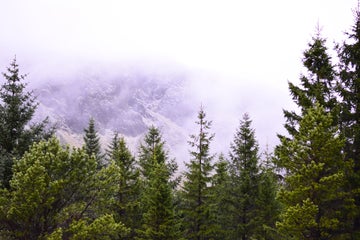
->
[0,0,357,163]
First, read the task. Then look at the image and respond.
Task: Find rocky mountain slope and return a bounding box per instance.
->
[33,68,193,162]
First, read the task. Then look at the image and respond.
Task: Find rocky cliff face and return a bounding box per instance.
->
[33,68,193,162]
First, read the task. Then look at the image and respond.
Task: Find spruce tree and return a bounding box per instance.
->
[275,104,354,239]
[138,126,167,180]
[108,132,141,238]
[136,161,180,240]
[138,126,179,185]
[181,107,215,240]
[210,154,233,239]
[283,30,337,136]
[257,149,281,240]
[337,8,360,237]
[228,113,262,240]
[0,57,53,188]
[137,126,180,239]
[83,117,103,167]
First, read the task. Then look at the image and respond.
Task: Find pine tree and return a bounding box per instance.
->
[284,30,337,136]
[257,149,281,240]
[336,8,360,237]
[210,154,233,239]
[0,137,128,239]
[275,104,354,239]
[181,107,215,240]
[228,113,262,239]
[138,126,179,185]
[138,126,167,180]
[83,117,103,167]
[136,161,180,240]
[0,57,54,188]
[108,132,141,238]
[137,126,180,239]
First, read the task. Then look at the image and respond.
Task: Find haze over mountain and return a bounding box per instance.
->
[30,63,185,159]
[24,59,290,170]
[1,0,357,167]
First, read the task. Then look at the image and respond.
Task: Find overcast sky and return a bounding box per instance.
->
[0,0,358,154]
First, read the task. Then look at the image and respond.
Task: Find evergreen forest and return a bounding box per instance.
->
[1,5,360,240]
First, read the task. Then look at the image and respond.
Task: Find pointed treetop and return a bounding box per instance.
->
[83,117,103,166]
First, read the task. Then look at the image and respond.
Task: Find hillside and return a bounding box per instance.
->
[33,68,193,162]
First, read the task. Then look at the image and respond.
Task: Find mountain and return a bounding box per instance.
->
[33,67,193,164]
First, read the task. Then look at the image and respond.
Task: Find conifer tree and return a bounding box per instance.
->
[275,104,354,239]
[138,126,179,185]
[136,161,180,240]
[0,137,128,239]
[337,8,360,236]
[228,113,262,239]
[257,150,281,240]
[283,30,337,136]
[138,126,167,180]
[83,117,103,167]
[0,57,53,188]
[181,107,215,240]
[137,126,180,239]
[108,132,141,238]
[210,154,233,239]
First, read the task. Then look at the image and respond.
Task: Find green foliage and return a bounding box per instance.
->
[228,113,263,239]
[108,132,141,238]
[83,117,103,167]
[283,31,338,137]
[0,57,54,188]
[0,57,36,153]
[138,126,178,184]
[257,163,281,240]
[136,161,180,240]
[43,214,128,240]
[336,8,360,236]
[0,137,127,239]
[181,107,216,239]
[275,104,355,239]
[66,214,127,240]
[138,126,167,179]
[137,127,180,239]
[279,20,360,237]
[209,154,233,239]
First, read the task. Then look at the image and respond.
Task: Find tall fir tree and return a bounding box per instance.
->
[0,57,53,188]
[209,154,233,240]
[181,107,215,240]
[136,161,180,240]
[283,30,337,136]
[138,126,167,180]
[83,117,103,167]
[257,149,281,240]
[137,127,180,239]
[108,132,141,239]
[275,104,354,239]
[228,113,262,240]
[337,7,360,237]
[138,126,179,185]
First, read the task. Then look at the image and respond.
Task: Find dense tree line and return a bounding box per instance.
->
[1,5,360,240]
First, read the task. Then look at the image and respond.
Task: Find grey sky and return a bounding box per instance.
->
[0,0,358,154]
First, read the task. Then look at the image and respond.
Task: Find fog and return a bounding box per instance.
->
[0,0,357,159]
